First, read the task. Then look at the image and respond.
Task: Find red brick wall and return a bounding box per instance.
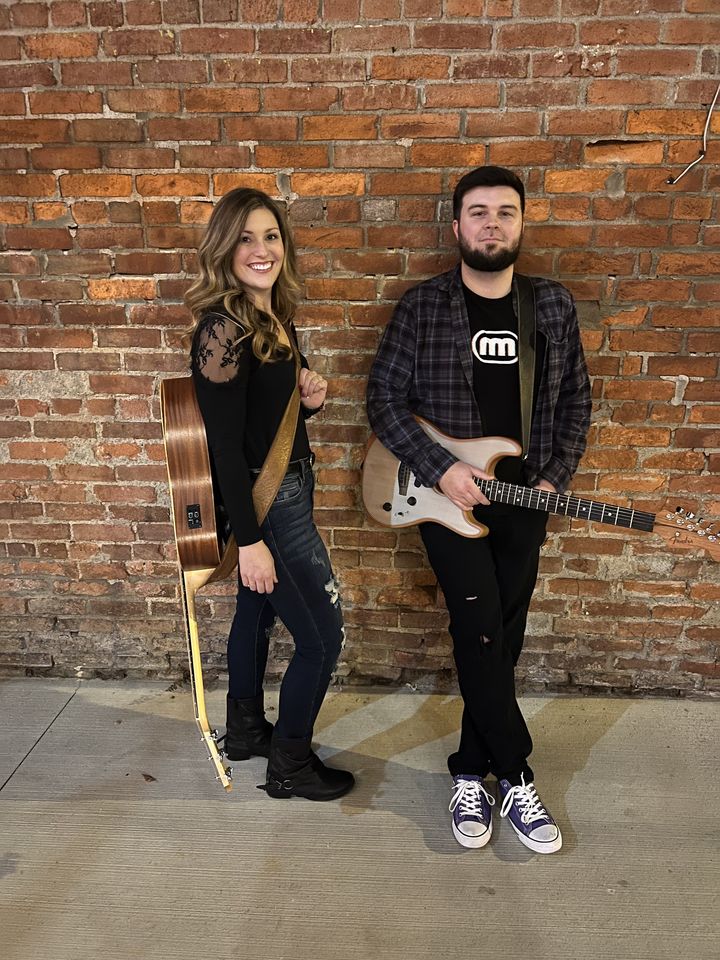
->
[1,1,718,695]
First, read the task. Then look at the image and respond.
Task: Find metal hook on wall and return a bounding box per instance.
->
[666,82,720,185]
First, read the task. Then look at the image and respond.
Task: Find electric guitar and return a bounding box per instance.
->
[160,375,236,792]
[362,417,720,560]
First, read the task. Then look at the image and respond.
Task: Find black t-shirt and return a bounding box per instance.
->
[462,283,545,485]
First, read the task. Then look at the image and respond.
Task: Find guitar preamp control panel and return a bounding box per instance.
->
[186,504,202,529]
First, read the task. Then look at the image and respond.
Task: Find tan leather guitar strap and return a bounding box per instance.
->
[252,347,301,525]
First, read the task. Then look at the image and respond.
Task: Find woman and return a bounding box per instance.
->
[185,188,353,801]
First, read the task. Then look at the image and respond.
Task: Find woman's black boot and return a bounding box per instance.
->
[224,694,273,761]
[261,736,354,801]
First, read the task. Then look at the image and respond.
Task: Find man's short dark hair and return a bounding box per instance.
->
[453,166,526,220]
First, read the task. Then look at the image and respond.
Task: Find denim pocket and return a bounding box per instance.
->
[273,472,304,504]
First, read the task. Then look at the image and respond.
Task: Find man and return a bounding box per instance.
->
[366,166,591,854]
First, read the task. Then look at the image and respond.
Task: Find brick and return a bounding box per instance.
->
[0,173,56,197]
[184,88,260,113]
[23,32,98,58]
[579,19,660,44]
[0,93,25,115]
[595,224,669,247]
[0,202,28,223]
[59,174,132,197]
[5,226,72,250]
[371,55,450,80]
[0,63,55,87]
[423,83,500,109]
[380,114,459,139]
[627,110,707,135]
[585,140,664,164]
[545,168,613,193]
[498,21,576,47]
[202,0,240,21]
[342,85,417,112]
[136,174,208,197]
[663,18,718,44]
[265,86,339,112]
[587,80,669,106]
[303,115,377,140]
[31,145,102,169]
[557,251,635,275]
[417,22,492,49]
[214,172,278,194]
[334,24,409,50]
[466,112,541,137]
[51,2,88,26]
[73,120,144,144]
[29,91,103,114]
[530,50,608,78]
[212,57,286,83]
[88,279,156,300]
[616,48,697,76]
[255,145,329,168]
[292,57,365,83]
[322,0,360,17]
[335,143,405,168]
[0,119,70,143]
[294,226,364,252]
[547,109,624,135]
[292,173,365,197]
[658,253,720,277]
[151,122,222,148]
[370,172,442,195]
[406,143,484,168]
[225,117,297,141]
[103,29,175,56]
[257,28,331,54]
[106,89,182,114]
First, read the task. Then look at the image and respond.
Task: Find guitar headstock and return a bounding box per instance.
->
[653,505,720,561]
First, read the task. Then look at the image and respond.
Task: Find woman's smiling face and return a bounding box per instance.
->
[232,206,284,309]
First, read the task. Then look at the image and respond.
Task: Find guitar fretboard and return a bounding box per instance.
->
[476,477,656,532]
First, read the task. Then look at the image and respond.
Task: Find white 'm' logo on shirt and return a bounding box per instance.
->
[471,330,518,365]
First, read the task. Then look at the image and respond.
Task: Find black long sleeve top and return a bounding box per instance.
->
[190,308,312,547]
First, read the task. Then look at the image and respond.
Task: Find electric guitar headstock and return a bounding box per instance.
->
[652,504,720,561]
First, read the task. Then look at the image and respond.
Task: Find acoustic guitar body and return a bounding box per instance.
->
[160,375,236,582]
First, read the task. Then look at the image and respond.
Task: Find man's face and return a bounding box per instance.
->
[453,185,524,272]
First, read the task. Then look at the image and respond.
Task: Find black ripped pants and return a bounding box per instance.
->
[420,505,548,785]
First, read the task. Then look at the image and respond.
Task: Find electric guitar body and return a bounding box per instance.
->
[362,417,720,560]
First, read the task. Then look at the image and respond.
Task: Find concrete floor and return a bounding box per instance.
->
[0,679,718,960]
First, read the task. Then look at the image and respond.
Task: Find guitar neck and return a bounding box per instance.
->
[476,478,656,532]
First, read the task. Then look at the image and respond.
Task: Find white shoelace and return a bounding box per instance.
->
[449,778,495,817]
[499,774,550,825]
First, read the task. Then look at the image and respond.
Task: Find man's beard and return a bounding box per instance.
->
[458,231,522,272]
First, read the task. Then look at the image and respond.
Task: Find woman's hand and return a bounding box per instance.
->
[238,540,277,594]
[299,367,327,410]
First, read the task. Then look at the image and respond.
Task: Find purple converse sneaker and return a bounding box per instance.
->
[497,774,562,854]
[449,774,495,849]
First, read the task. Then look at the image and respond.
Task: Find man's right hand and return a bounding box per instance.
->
[438,461,492,510]
[238,540,277,594]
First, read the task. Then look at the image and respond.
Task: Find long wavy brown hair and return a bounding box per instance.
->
[185,188,302,362]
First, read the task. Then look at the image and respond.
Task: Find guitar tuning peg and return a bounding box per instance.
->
[686,512,696,520]
[675,506,685,515]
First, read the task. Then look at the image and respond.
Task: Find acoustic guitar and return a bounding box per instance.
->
[362,417,720,560]
[160,375,236,791]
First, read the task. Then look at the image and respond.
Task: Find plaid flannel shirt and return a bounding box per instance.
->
[366,266,592,494]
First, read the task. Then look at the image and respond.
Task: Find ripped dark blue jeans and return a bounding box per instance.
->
[227,459,344,740]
